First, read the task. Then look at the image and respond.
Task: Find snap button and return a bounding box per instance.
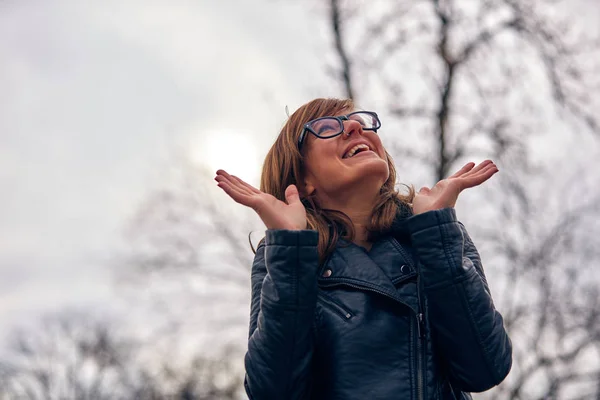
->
[322,269,332,278]
[400,265,409,274]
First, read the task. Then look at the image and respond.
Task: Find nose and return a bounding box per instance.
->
[341,119,363,139]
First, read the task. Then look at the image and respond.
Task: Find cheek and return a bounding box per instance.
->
[304,147,345,187]
[305,140,339,162]
[369,134,385,154]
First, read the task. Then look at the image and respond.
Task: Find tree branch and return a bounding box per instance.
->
[329,0,355,100]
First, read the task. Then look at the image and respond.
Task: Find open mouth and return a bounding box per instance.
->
[343,143,372,159]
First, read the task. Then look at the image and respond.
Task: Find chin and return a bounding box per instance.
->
[363,157,389,175]
[352,161,389,188]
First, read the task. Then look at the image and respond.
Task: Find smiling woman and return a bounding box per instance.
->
[191,129,261,185]
[213,97,511,400]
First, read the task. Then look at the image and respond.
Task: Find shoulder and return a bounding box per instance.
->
[251,238,267,276]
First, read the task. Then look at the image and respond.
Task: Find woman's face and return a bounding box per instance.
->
[302,109,390,201]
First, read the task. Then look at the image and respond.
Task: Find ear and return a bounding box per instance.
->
[304,183,316,197]
[302,174,316,197]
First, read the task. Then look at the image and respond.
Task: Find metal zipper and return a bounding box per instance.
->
[318,293,353,321]
[416,313,425,400]
[320,279,426,399]
[320,246,428,400]
[416,264,426,400]
[318,279,415,311]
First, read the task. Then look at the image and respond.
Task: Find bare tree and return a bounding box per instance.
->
[322,0,600,398]
[0,311,243,400]
[116,159,258,339]
[112,159,258,397]
[0,312,141,399]
[112,2,600,398]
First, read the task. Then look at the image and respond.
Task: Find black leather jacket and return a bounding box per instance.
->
[244,208,512,399]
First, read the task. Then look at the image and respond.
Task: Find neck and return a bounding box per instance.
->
[317,187,379,249]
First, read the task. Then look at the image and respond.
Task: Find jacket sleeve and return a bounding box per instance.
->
[405,207,512,393]
[244,229,320,400]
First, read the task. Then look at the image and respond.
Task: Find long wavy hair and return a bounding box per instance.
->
[255,98,414,265]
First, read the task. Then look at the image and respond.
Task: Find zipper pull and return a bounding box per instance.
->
[417,313,426,339]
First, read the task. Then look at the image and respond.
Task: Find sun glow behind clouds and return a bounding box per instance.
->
[191,129,261,186]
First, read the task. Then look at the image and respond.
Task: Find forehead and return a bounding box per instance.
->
[331,107,355,117]
[306,106,355,122]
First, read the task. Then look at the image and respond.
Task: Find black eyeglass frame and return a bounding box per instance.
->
[297,111,381,150]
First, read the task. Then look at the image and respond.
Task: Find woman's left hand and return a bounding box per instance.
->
[412,160,499,215]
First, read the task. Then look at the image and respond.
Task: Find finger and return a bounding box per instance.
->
[215,169,232,179]
[217,180,247,200]
[216,173,258,196]
[284,184,302,206]
[229,173,262,194]
[449,162,475,178]
[460,164,499,188]
[418,186,431,194]
[214,174,227,183]
[462,160,494,177]
[217,181,257,207]
[215,174,249,197]
[471,162,498,179]
[216,170,237,186]
[217,170,262,194]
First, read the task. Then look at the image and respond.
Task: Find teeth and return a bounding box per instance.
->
[344,144,370,158]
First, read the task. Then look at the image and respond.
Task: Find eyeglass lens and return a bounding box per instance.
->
[308,112,378,137]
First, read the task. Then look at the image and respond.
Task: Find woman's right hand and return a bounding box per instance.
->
[215,170,307,231]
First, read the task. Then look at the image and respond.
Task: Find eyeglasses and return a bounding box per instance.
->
[297,111,381,150]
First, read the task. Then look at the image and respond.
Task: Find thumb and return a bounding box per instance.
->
[418,186,431,194]
[284,184,301,206]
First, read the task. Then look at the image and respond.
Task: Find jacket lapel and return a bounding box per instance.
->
[317,202,419,313]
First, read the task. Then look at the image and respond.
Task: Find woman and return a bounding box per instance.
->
[215,98,512,400]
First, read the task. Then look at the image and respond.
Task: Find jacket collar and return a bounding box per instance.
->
[390,200,414,239]
[317,203,418,312]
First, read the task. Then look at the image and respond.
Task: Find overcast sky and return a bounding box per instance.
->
[1,0,599,353]
[0,0,343,342]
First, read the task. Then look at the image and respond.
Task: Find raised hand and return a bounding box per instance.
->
[214,170,307,230]
[412,160,499,215]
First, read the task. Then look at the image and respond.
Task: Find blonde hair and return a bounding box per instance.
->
[257,98,414,265]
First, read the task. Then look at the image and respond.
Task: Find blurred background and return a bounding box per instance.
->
[1,0,599,399]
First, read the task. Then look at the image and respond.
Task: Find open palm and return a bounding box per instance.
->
[412,160,499,215]
[215,170,307,230]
